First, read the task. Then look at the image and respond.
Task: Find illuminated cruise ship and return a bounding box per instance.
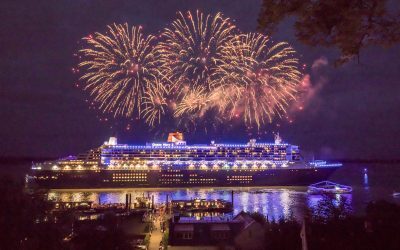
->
[29,132,342,188]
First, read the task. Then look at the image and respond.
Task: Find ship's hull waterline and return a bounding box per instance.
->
[29,166,339,189]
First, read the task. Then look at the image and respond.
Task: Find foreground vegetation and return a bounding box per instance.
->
[1,176,400,249]
[0,176,147,250]
[248,196,400,250]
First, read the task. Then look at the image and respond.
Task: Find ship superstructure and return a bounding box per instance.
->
[29,133,342,188]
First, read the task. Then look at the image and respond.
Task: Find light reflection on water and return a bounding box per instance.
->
[363,168,369,190]
[45,164,400,220]
[47,187,354,220]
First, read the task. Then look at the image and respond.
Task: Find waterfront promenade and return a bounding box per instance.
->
[148,216,163,250]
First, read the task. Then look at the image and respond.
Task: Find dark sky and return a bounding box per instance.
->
[1,0,399,160]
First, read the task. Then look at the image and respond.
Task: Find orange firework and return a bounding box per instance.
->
[78,23,166,125]
[158,10,236,93]
[142,79,168,126]
[215,33,302,128]
[77,15,303,130]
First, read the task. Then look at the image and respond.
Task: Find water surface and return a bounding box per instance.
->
[42,163,400,220]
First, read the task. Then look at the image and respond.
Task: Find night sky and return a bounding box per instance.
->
[1,0,399,160]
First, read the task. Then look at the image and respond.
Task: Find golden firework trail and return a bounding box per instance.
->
[77,15,303,130]
[78,23,165,124]
[174,86,208,117]
[216,33,302,128]
[157,10,236,93]
[142,78,168,126]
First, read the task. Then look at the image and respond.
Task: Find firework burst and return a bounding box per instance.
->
[174,86,208,118]
[142,79,168,126]
[78,23,164,121]
[158,10,236,92]
[216,33,302,128]
[77,15,303,131]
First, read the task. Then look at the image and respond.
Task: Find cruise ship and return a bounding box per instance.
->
[28,132,342,188]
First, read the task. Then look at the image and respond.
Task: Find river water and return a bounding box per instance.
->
[40,163,400,220]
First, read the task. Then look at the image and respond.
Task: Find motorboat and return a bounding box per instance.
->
[308,181,352,194]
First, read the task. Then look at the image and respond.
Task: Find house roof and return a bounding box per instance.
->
[210,224,231,231]
[178,216,235,223]
[169,216,246,246]
[174,224,194,232]
[233,212,256,228]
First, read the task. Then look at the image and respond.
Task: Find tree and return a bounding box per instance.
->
[364,200,400,249]
[0,176,63,250]
[311,194,352,222]
[258,0,400,65]
[162,228,169,250]
[264,217,302,250]
[248,211,268,225]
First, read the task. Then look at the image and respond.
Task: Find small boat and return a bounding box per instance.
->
[308,181,352,194]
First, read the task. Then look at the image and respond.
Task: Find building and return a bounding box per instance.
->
[234,212,266,250]
[168,212,266,250]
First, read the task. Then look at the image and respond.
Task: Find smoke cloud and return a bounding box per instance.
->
[288,56,329,118]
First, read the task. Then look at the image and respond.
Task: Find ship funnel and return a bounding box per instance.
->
[167,132,184,142]
[167,132,186,145]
